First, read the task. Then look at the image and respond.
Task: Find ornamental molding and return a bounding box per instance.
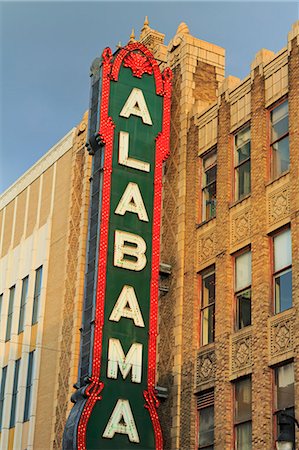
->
[196,347,216,390]
[0,129,76,210]
[194,103,218,128]
[231,206,251,247]
[263,48,288,79]
[229,76,251,104]
[267,184,290,227]
[231,328,252,377]
[269,310,294,362]
[198,228,216,266]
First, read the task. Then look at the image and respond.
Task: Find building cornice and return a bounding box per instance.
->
[0,128,76,210]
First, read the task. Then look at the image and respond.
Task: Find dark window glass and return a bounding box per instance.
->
[198,390,214,449]
[32,266,43,325]
[234,378,252,450]
[273,229,292,313]
[235,422,252,450]
[202,149,217,221]
[274,363,295,445]
[6,286,15,341]
[201,270,215,346]
[276,363,294,411]
[10,359,20,428]
[18,276,29,334]
[234,127,251,200]
[270,101,289,178]
[0,366,7,431]
[236,291,251,329]
[235,252,251,330]
[24,352,34,422]
[199,406,214,449]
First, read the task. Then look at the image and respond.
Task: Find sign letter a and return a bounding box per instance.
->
[120,88,152,125]
[115,182,149,222]
[102,399,140,443]
[109,285,145,327]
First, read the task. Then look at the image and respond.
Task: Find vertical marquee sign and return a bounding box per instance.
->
[63,42,172,449]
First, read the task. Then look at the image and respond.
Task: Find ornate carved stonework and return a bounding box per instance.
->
[198,229,216,265]
[231,329,252,377]
[196,348,215,390]
[270,311,294,360]
[268,186,290,226]
[53,120,89,449]
[231,207,251,246]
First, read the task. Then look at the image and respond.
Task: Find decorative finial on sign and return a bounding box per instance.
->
[144,16,149,27]
[129,28,136,42]
[116,41,122,49]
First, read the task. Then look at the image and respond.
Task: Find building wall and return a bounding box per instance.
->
[0,114,91,450]
[148,19,299,450]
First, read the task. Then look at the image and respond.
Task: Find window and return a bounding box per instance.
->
[201,149,217,221]
[198,390,214,449]
[234,127,251,200]
[234,377,252,450]
[235,251,251,330]
[273,229,292,314]
[10,359,20,428]
[32,266,43,325]
[6,286,15,341]
[270,100,289,178]
[274,362,295,445]
[18,276,29,334]
[24,351,34,422]
[0,366,7,431]
[200,269,215,346]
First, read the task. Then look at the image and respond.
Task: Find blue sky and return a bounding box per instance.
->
[0,1,298,193]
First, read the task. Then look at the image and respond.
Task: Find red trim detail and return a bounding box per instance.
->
[111,42,164,94]
[145,67,172,450]
[123,52,153,78]
[77,47,114,450]
[77,44,172,450]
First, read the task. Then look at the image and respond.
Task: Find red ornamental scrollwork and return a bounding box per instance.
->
[123,51,153,78]
[77,42,172,450]
[144,389,163,450]
[111,42,164,94]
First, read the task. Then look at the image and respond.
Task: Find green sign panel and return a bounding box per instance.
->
[64,42,172,450]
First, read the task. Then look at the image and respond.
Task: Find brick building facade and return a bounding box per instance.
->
[151,19,299,450]
[0,17,298,450]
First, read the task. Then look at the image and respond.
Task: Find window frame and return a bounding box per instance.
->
[6,285,16,342]
[18,276,29,334]
[32,266,43,325]
[269,98,289,180]
[233,125,251,201]
[24,351,35,422]
[200,148,217,222]
[273,362,295,446]
[199,267,215,347]
[197,390,214,450]
[271,227,292,314]
[0,365,7,431]
[234,248,252,331]
[233,376,252,450]
[10,359,20,428]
